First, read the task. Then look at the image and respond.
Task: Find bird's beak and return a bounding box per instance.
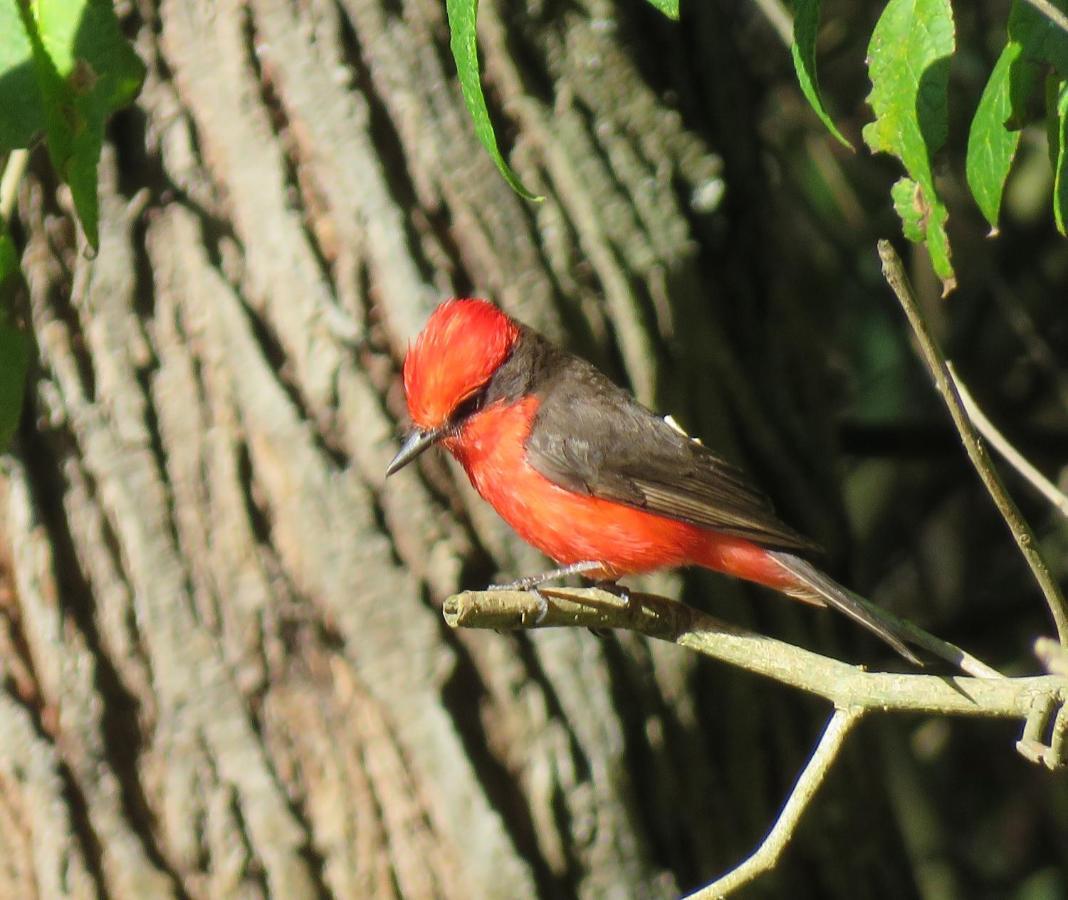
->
[386,426,446,476]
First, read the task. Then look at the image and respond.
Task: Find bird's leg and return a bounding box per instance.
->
[490,561,609,627]
[593,579,640,613]
[489,560,608,592]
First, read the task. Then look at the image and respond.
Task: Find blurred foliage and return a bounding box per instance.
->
[457,0,1068,292]
[744,2,1068,892]
[0,0,144,452]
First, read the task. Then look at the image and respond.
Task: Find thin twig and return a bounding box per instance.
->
[846,588,1003,678]
[751,0,793,47]
[1022,0,1068,36]
[687,708,864,898]
[447,586,1068,895]
[0,149,29,225]
[878,240,1068,646]
[1036,636,1068,677]
[444,587,1066,720]
[948,364,1068,519]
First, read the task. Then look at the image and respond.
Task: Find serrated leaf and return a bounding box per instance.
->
[0,230,29,453]
[890,177,955,291]
[644,0,679,19]
[445,0,542,202]
[862,0,956,294]
[1052,77,1068,234]
[0,1,45,151]
[790,0,853,149]
[890,178,925,241]
[28,0,145,248]
[966,43,1023,231]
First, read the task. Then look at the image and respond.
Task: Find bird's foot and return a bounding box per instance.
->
[489,560,607,593]
[522,588,550,626]
[593,579,635,610]
[489,562,623,630]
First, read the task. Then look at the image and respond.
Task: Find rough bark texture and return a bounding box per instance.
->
[0,0,917,896]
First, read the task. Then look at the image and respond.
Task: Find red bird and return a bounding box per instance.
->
[387,298,916,661]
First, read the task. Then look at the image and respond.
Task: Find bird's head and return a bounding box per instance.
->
[387,298,520,475]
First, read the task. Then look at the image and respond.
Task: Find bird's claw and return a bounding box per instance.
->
[519,587,549,626]
[489,576,539,592]
[489,581,550,625]
[595,580,634,610]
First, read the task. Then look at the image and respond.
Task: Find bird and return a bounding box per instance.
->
[386,298,918,662]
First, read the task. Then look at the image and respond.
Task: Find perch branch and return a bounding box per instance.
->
[947,364,1068,519]
[446,586,1068,897]
[686,707,864,898]
[444,587,1066,723]
[878,241,1068,646]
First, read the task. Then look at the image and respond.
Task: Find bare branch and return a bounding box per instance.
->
[1036,636,1068,677]
[751,0,793,47]
[878,240,1068,646]
[1022,0,1068,36]
[446,584,1068,895]
[686,708,864,898]
[948,364,1068,519]
[443,587,1066,720]
[0,149,29,224]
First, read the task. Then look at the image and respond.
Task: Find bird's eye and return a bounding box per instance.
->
[449,385,488,427]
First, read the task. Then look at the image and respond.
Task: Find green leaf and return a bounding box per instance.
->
[966,43,1023,232]
[1051,77,1068,234]
[28,0,145,247]
[644,0,679,19]
[790,0,853,149]
[1010,0,1068,80]
[890,177,925,241]
[445,0,542,202]
[0,1,45,151]
[862,0,956,295]
[1004,0,1068,124]
[0,230,29,453]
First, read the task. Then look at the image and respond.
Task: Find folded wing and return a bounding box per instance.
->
[525,356,820,555]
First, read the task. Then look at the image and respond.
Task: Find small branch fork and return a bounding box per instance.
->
[445,245,1068,895]
[445,586,1068,894]
[444,587,1066,726]
[947,364,1068,520]
[445,587,1068,894]
[878,241,1068,646]
[687,708,862,898]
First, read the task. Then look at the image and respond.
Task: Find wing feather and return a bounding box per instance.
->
[525,355,820,555]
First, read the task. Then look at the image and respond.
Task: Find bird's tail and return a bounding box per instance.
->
[768,551,921,665]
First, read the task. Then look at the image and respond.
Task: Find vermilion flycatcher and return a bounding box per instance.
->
[387,298,916,661]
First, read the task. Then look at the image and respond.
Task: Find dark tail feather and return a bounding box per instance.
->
[769,551,921,665]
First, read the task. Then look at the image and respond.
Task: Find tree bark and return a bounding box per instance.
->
[0,0,917,896]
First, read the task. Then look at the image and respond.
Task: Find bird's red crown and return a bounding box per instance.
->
[402,299,520,429]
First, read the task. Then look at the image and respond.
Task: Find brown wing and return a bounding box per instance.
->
[525,354,821,555]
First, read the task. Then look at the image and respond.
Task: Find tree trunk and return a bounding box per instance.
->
[0,0,917,896]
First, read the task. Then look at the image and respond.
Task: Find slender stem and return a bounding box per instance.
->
[1022,0,1068,35]
[0,149,29,225]
[444,587,1066,719]
[687,708,863,898]
[751,0,793,47]
[878,241,1068,646]
[948,364,1068,519]
[447,586,1068,895]
[846,587,1003,678]
[1036,636,1068,677]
